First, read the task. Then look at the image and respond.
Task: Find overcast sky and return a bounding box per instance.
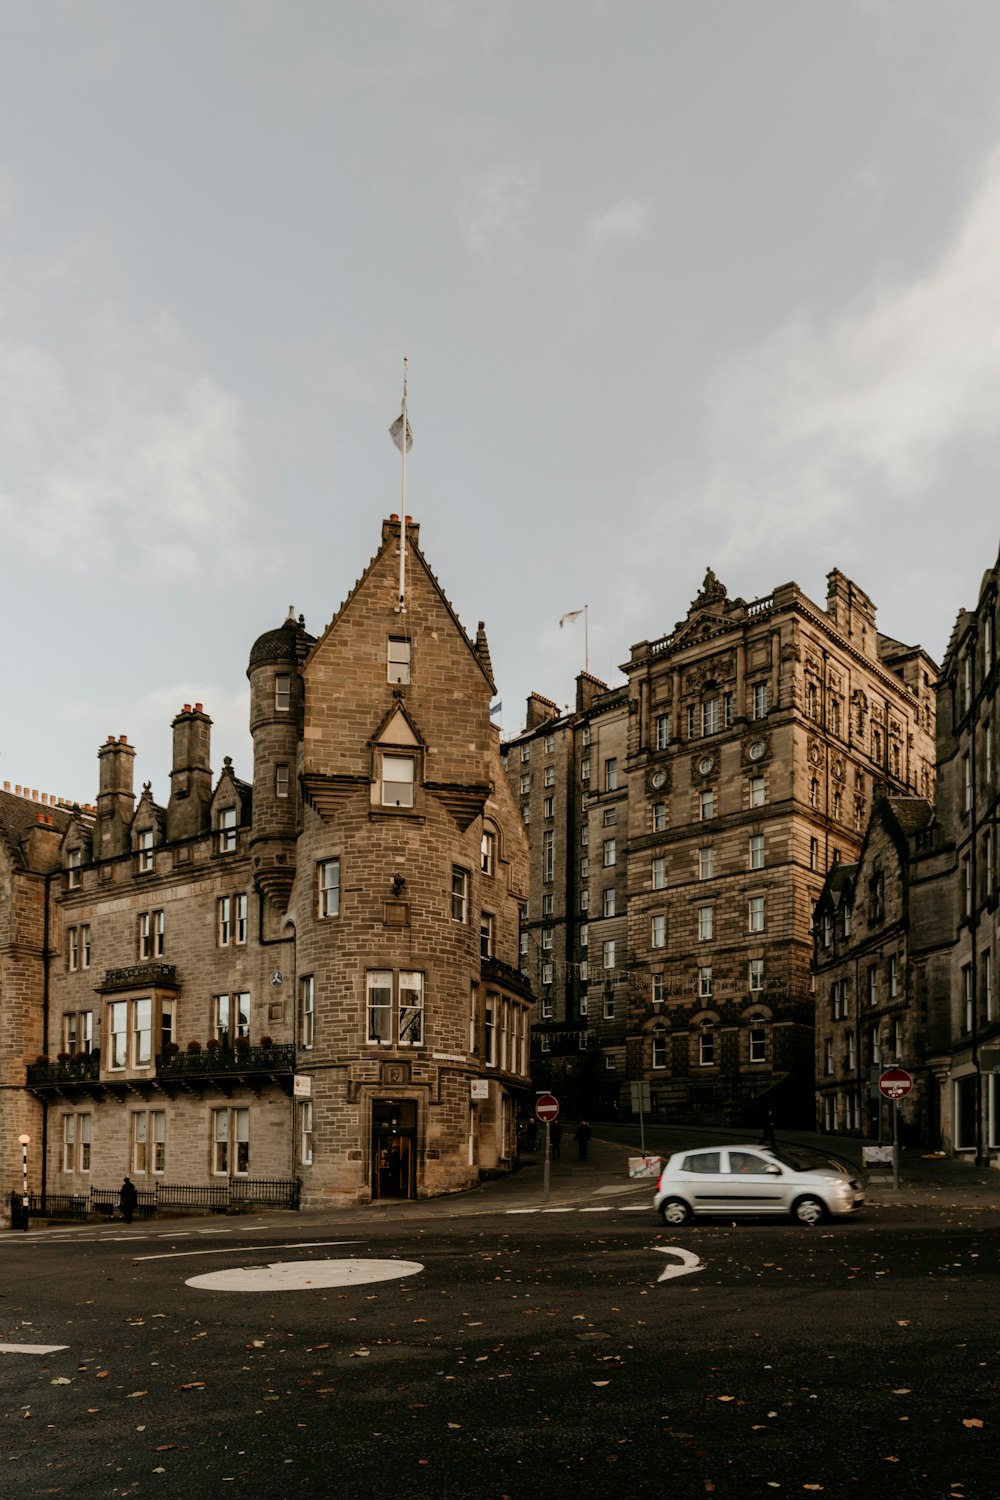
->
[2,1,999,810]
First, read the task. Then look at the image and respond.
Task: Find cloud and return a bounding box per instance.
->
[587,198,649,247]
[0,309,255,578]
[657,140,1000,569]
[457,161,540,265]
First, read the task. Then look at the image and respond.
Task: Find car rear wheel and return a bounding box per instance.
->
[792,1195,825,1225]
[659,1197,692,1226]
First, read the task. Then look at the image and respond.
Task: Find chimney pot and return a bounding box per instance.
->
[194,702,203,712]
[390,512,399,522]
[183,703,191,713]
[119,735,127,744]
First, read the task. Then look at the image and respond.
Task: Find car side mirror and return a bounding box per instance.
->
[765,1164,781,1175]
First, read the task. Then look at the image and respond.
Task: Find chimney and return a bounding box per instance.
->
[167,702,214,841]
[94,735,136,858]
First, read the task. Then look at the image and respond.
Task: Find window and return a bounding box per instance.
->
[652,1028,667,1069]
[382,756,414,807]
[299,1101,314,1166]
[275,763,290,798]
[451,868,469,923]
[698,1021,715,1064]
[889,954,899,998]
[699,789,715,821]
[604,1053,616,1071]
[541,962,554,985]
[655,713,671,750]
[484,995,496,1065]
[367,969,424,1046]
[698,905,714,941]
[541,926,553,951]
[235,893,247,945]
[603,887,616,918]
[520,743,531,763]
[66,848,81,889]
[522,804,530,824]
[749,776,765,808]
[806,682,819,720]
[602,939,616,971]
[809,837,818,871]
[605,758,618,791]
[652,856,666,890]
[579,960,589,981]
[699,966,713,999]
[214,992,250,1046]
[867,965,878,1006]
[218,897,232,947]
[580,888,589,910]
[481,830,495,875]
[698,846,714,880]
[963,965,973,1031]
[212,1107,250,1175]
[520,773,531,795]
[542,893,554,916]
[544,733,555,753]
[581,757,591,782]
[748,1015,767,1063]
[68,926,80,972]
[603,990,615,1020]
[579,822,588,846]
[62,1112,91,1173]
[749,958,763,992]
[652,974,665,1006]
[847,1030,856,1070]
[388,637,411,684]
[751,682,769,719]
[131,1110,165,1174]
[480,911,495,959]
[218,806,237,854]
[319,858,341,917]
[984,948,994,1022]
[810,778,820,809]
[137,829,154,873]
[580,923,588,948]
[138,910,164,961]
[651,914,666,948]
[748,896,765,933]
[543,796,554,818]
[107,998,152,1070]
[543,830,554,882]
[749,834,765,870]
[833,790,843,823]
[602,807,616,827]
[299,975,315,1049]
[603,838,616,867]
[824,1038,834,1075]
[652,801,667,832]
[275,674,291,711]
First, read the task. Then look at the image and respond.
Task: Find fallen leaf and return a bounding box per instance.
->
[896,1321,910,1328]
[50,1377,72,1386]
[962,1418,984,1428]
[127,1391,148,1399]
[717,1396,735,1403]
[592,1380,610,1388]
[180,1382,205,1391]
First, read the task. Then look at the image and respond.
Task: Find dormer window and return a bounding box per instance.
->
[388,637,411,685]
[218,807,237,854]
[381,755,414,808]
[66,848,82,890]
[137,829,154,873]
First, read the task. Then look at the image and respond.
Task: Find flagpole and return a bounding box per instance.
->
[399,357,408,612]
[584,605,589,675]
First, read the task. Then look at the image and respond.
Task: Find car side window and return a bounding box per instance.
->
[728,1151,772,1175]
[682,1151,721,1173]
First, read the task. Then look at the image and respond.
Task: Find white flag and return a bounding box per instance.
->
[389,413,413,453]
[559,609,583,628]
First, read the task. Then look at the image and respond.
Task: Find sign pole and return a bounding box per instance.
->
[543,1121,551,1205]
[892,1097,900,1192]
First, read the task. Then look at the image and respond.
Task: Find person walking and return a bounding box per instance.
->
[119,1176,139,1224]
[759,1108,777,1152]
[574,1120,592,1161]
[550,1121,562,1160]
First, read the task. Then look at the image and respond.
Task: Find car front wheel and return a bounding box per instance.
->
[659,1197,692,1226]
[792,1195,826,1225]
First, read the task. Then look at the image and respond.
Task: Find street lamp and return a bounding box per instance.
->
[17,1134,30,1233]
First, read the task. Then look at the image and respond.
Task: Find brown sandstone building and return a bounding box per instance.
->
[0,518,531,1212]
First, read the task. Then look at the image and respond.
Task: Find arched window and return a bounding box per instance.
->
[748,1012,767,1063]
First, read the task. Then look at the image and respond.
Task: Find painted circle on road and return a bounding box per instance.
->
[185,1257,424,1292]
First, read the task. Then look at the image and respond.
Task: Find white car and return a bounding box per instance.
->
[653,1143,864,1225]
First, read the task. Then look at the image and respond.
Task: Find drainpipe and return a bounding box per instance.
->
[256,895,298,1182]
[966,625,982,1164]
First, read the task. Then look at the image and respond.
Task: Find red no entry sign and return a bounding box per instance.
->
[535,1093,559,1122]
[878,1067,913,1100]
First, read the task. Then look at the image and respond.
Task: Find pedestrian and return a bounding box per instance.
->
[525,1117,538,1152]
[574,1120,592,1161]
[550,1121,562,1160]
[759,1108,776,1152]
[119,1176,139,1224]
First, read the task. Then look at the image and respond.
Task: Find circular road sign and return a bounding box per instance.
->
[878,1067,913,1100]
[535,1093,560,1123]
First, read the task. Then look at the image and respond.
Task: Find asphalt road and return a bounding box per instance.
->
[3,1204,1000,1500]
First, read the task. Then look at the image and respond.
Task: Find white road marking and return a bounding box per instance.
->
[185,1257,424,1292]
[655,1246,704,1282]
[134,1239,360,1263]
[0,1343,69,1355]
[579,1207,613,1213]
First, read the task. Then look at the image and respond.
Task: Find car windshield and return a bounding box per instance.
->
[768,1145,853,1175]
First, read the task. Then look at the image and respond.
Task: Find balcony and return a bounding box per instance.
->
[481,955,534,1001]
[26,1043,297,1100]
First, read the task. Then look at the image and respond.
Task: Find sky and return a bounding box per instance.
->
[2,1,1000,810]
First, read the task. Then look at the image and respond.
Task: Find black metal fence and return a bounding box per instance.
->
[9,1177,301,1227]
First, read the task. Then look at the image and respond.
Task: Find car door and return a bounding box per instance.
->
[722,1149,788,1215]
[675,1149,726,1214]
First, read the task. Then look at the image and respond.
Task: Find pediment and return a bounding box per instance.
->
[372,701,423,748]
